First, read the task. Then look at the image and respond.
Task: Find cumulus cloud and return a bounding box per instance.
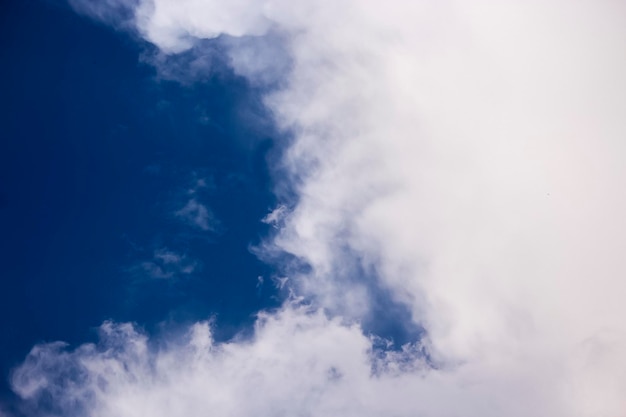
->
[20,0,626,415]
[10,307,534,417]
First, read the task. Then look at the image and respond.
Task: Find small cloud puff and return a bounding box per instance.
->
[137,248,198,279]
[175,198,218,232]
[187,175,216,195]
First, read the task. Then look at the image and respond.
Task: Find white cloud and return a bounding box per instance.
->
[23,0,626,415]
[11,307,544,417]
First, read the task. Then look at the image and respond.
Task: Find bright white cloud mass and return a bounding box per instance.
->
[13,0,626,416]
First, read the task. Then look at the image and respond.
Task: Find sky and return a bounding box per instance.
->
[0,0,280,409]
[1,0,626,416]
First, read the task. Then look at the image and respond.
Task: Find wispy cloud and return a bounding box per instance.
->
[68,0,138,29]
[261,204,288,228]
[134,248,198,280]
[174,175,220,232]
[175,198,218,232]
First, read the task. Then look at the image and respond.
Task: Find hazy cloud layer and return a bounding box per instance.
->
[16,0,626,415]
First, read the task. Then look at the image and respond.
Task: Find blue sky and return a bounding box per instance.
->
[2,0,626,416]
[0,0,281,408]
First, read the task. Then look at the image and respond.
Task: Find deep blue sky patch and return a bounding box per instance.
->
[0,0,280,404]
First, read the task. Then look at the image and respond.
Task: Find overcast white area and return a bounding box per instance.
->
[12,0,626,416]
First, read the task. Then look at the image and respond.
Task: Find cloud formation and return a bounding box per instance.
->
[12,309,434,417]
[15,0,626,415]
